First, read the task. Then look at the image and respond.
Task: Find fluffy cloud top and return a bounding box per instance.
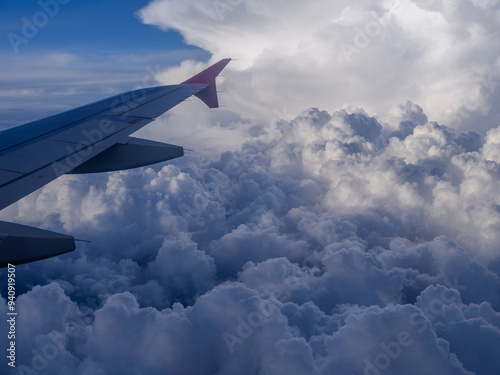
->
[139,0,500,132]
[2,101,500,374]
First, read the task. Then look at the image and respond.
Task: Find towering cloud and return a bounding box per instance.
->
[139,0,500,132]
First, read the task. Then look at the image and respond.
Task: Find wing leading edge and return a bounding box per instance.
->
[0,58,231,267]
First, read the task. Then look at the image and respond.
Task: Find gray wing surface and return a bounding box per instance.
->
[0,58,231,266]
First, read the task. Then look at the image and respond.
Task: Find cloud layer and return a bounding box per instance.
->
[2,100,500,374]
[1,1,500,374]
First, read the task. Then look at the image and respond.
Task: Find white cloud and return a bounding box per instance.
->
[2,1,500,373]
[139,0,500,132]
[2,103,500,373]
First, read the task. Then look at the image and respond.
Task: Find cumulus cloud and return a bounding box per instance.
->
[138,0,500,132]
[1,101,500,374]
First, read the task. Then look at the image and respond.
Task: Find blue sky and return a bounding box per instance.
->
[0,0,193,54]
[0,0,209,128]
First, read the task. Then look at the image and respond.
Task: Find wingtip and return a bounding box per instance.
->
[182,58,232,108]
[181,58,232,85]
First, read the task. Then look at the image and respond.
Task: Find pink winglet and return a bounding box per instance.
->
[182,58,231,108]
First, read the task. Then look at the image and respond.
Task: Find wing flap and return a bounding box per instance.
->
[68,137,184,174]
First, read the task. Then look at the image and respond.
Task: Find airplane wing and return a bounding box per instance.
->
[0,58,231,267]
